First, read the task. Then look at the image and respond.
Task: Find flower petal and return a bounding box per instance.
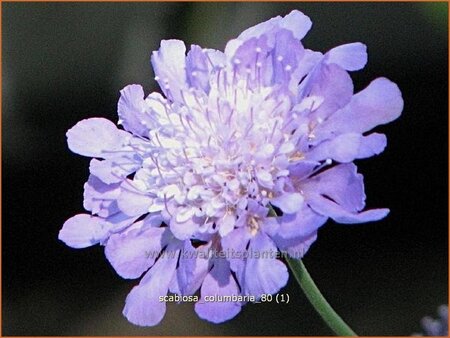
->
[271,192,304,214]
[298,63,354,122]
[307,194,389,224]
[317,77,403,135]
[172,241,211,295]
[288,160,320,180]
[186,45,211,92]
[89,155,140,184]
[83,175,121,217]
[276,204,327,239]
[118,84,153,137]
[116,181,153,217]
[102,212,139,240]
[221,227,251,285]
[195,259,242,323]
[151,39,187,103]
[105,227,166,279]
[66,118,129,158]
[306,132,387,163]
[169,216,200,241]
[302,163,390,224]
[244,232,288,298]
[217,212,236,237]
[303,163,366,212]
[238,10,312,42]
[59,214,108,249]
[123,243,180,326]
[272,231,318,259]
[357,133,387,159]
[271,29,304,85]
[325,42,367,71]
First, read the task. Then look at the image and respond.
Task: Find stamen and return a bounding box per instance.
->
[269,120,279,142]
[163,194,173,217]
[310,158,333,176]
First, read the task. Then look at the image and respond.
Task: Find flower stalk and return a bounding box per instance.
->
[285,257,357,336]
[268,205,356,336]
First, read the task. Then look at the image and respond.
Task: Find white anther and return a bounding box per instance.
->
[285,65,292,71]
[255,47,262,53]
[325,158,332,165]
[317,117,324,124]
[277,55,284,62]
[191,71,198,77]
[234,58,241,65]
[154,76,160,81]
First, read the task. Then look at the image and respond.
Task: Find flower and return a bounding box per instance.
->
[414,305,448,336]
[59,10,403,326]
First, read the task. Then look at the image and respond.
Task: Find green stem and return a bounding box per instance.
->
[268,206,357,336]
[285,257,358,336]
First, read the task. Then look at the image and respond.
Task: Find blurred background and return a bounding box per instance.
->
[2,2,448,336]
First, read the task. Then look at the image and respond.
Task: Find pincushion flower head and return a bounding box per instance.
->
[59,10,403,328]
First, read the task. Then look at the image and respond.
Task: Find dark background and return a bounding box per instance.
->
[2,2,448,336]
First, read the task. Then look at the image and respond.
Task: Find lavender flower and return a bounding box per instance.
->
[59,10,403,326]
[414,305,448,336]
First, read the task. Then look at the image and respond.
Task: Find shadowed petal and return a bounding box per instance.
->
[276,204,327,239]
[303,163,366,212]
[273,231,318,259]
[221,227,251,286]
[186,45,212,92]
[244,232,288,298]
[195,259,242,323]
[123,243,180,326]
[171,241,211,295]
[303,163,390,224]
